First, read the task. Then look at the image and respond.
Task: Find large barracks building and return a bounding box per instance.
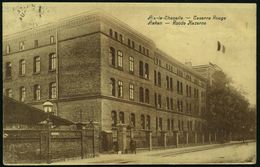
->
[3,11,210,150]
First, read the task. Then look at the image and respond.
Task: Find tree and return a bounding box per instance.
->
[204,71,252,141]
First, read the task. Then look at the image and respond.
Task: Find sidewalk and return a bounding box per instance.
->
[52,140,255,164]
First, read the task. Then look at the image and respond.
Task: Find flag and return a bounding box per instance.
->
[217,41,226,54]
[217,41,221,51]
[222,45,225,53]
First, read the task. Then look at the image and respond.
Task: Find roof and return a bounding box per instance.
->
[3,96,74,126]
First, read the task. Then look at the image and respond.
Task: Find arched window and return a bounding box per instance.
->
[139,61,143,77]
[109,29,113,37]
[34,84,41,100]
[6,89,13,98]
[20,86,26,102]
[5,62,12,78]
[130,113,135,127]
[146,115,151,130]
[49,53,56,70]
[145,89,149,104]
[34,56,40,73]
[166,76,169,89]
[144,63,149,79]
[141,114,145,129]
[158,72,161,86]
[109,47,116,66]
[110,78,116,96]
[19,59,26,76]
[117,50,123,68]
[49,82,57,99]
[118,80,123,98]
[139,87,144,102]
[111,111,117,127]
[119,112,124,124]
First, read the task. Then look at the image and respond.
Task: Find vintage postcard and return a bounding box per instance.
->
[2,2,256,165]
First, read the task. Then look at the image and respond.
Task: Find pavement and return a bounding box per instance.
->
[52,140,256,165]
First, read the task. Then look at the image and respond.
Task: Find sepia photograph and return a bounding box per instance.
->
[2,2,256,165]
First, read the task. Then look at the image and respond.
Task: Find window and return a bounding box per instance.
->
[34,40,38,48]
[177,81,179,93]
[119,34,123,42]
[159,117,162,131]
[5,62,12,78]
[139,61,143,77]
[156,117,158,130]
[186,102,189,113]
[170,98,173,110]
[111,111,117,127]
[49,82,57,99]
[145,89,149,104]
[171,119,174,131]
[129,56,134,72]
[158,94,162,108]
[180,82,183,94]
[170,78,173,91]
[34,56,40,73]
[49,53,56,71]
[128,39,131,46]
[146,115,151,130]
[19,59,25,76]
[146,49,149,56]
[109,29,113,36]
[119,112,124,123]
[132,41,135,49]
[186,85,189,96]
[110,78,116,96]
[154,70,157,85]
[141,114,145,129]
[118,80,123,98]
[178,120,181,131]
[130,113,135,127]
[114,31,118,40]
[117,51,123,68]
[158,72,161,86]
[34,85,41,100]
[50,36,55,44]
[166,97,169,109]
[139,87,144,102]
[167,119,170,131]
[189,86,191,97]
[20,86,26,102]
[109,47,116,66]
[19,41,25,51]
[139,45,142,52]
[144,63,149,79]
[6,89,13,98]
[129,84,134,100]
[154,93,157,107]
[166,76,169,89]
[6,45,10,54]
[142,47,145,54]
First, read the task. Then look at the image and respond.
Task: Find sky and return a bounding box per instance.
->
[3,3,256,106]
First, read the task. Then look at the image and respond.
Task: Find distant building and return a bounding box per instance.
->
[192,62,222,86]
[3,11,208,148]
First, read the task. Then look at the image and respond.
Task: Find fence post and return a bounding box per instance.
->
[209,133,211,144]
[149,131,152,151]
[195,132,197,144]
[164,133,167,149]
[186,132,189,145]
[202,133,205,144]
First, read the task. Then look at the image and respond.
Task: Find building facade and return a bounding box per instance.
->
[3,11,208,148]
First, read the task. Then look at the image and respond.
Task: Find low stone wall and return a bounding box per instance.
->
[3,128,99,164]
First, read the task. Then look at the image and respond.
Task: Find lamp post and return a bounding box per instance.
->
[43,101,53,164]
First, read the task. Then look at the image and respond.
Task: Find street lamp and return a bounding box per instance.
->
[43,101,53,164]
